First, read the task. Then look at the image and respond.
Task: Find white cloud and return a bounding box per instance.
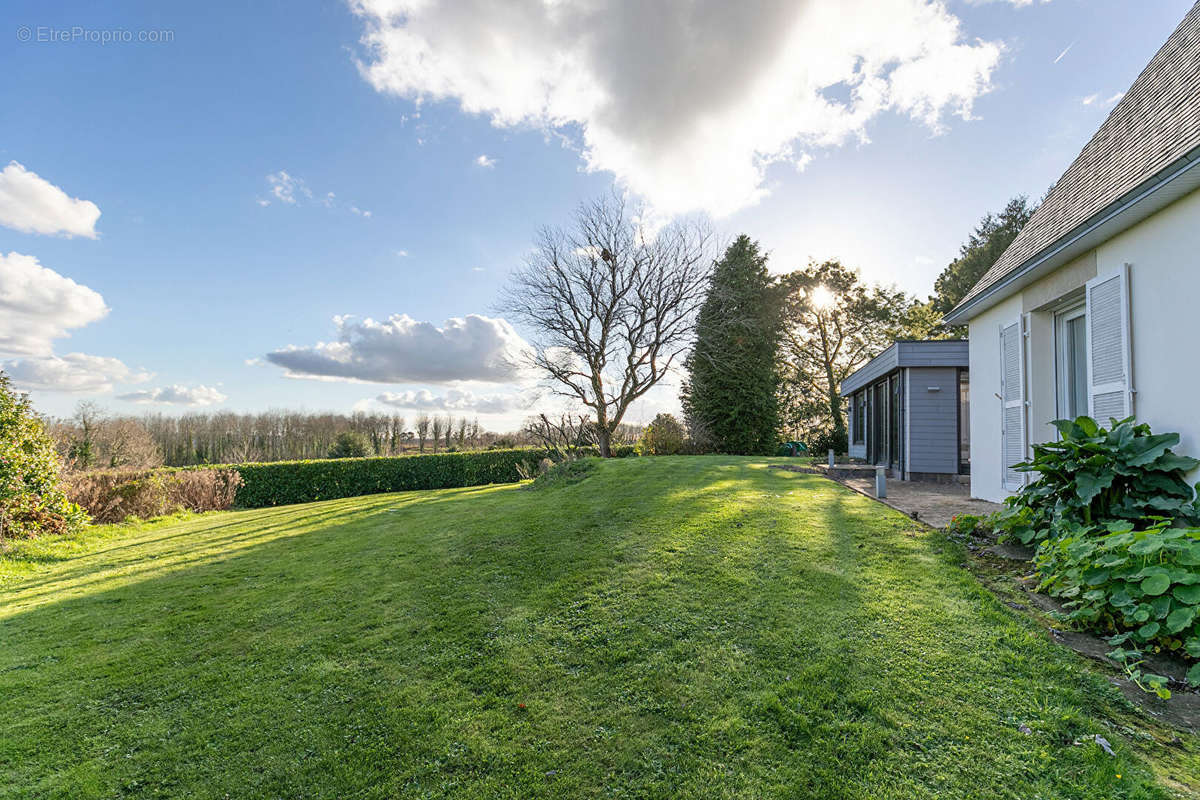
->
[0,252,109,356]
[265,313,532,383]
[395,249,410,257]
[0,161,101,238]
[117,384,227,406]
[375,388,530,414]
[265,170,311,205]
[475,154,496,168]
[259,172,371,216]
[352,0,1003,217]
[3,353,150,394]
[1082,91,1123,108]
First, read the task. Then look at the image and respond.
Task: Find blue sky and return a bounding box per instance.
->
[1,0,1193,429]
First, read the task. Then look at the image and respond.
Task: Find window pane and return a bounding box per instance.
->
[1068,315,1087,418]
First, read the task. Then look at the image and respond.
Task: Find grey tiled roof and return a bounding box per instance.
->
[953,1,1200,312]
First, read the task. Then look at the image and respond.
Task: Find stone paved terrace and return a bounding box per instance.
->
[771,463,1003,528]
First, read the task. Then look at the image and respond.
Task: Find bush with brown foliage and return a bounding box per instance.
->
[63,468,243,524]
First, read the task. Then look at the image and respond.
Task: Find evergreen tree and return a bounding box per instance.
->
[930,196,1037,317]
[681,236,783,454]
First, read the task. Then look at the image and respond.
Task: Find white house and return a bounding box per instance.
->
[944,2,1200,503]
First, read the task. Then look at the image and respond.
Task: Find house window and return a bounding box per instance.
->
[853,391,865,444]
[1056,304,1088,420]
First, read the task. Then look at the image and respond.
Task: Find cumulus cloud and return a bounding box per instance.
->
[0,161,101,238]
[3,353,151,394]
[475,154,496,168]
[0,252,109,356]
[375,388,530,414]
[352,0,1003,217]
[117,384,228,406]
[265,313,532,383]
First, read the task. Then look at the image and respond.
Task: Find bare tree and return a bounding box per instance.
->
[500,194,712,456]
[430,416,443,453]
[416,414,431,453]
[69,401,106,468]
[521,413,597,460]
[442,415,454,451]
[100,419,163,468]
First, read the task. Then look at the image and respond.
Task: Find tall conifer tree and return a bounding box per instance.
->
[681,236,782,454]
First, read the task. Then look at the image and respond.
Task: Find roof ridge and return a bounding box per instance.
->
[949,1,1200,318]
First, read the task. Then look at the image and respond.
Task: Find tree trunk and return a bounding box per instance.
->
[596,422,612,458]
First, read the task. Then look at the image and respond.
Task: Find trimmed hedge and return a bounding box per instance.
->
[223,449,544,508]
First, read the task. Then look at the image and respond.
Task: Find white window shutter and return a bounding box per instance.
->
[1086,265,1133,424]
[1000,319,1026,492]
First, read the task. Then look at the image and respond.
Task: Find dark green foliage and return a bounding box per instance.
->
[929,196,1036,319]
[227,449,542,508]
[997,416,1200,545]
[681,235,782,454]
[996,415,1200,689]
[327,431,374,459]
[0,372,87,538]
[636,413,688,455]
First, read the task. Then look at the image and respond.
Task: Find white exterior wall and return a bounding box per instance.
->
[967,187,1200,502]
[967,294,1022,501]
[1098,187,1200,459]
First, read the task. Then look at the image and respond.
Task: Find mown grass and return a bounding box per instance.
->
[2,457,1198,798]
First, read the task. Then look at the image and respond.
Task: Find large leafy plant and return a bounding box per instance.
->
[997,416,1200,545]
[1036,518,1200,690]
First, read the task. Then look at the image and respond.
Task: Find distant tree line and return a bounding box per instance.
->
[46,405,524,469]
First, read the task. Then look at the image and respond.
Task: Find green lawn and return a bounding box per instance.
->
[2,457,1198,798]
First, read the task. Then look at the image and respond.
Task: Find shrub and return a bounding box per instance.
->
[0,373,87,538]
[996,416,1200,546]
[636,413,688,455]
[64,468,243,524]
[328,431,374,459]
[807,427,847,458]
[227,449,542,508]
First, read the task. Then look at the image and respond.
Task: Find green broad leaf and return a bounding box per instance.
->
[1131,605,1153,623]
[1105,520,1136,534]
[1154,452,1200,472]
[1074,471,1114,504]
[1146,495,1188,512]
[1185,637,1200,659]
[1075,416,1101,438]
[1151,595,1174,618]
[1130,537,1164,556]
[1109,590,1134,608]
[1189,663,1200,687]
[1125,433,1181,467]
[1166,606,1197,634]
[1174,585,1200,604]
[1137,621,1161,639]
[1142,573,1172,596]
[1083,588,1106,602]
